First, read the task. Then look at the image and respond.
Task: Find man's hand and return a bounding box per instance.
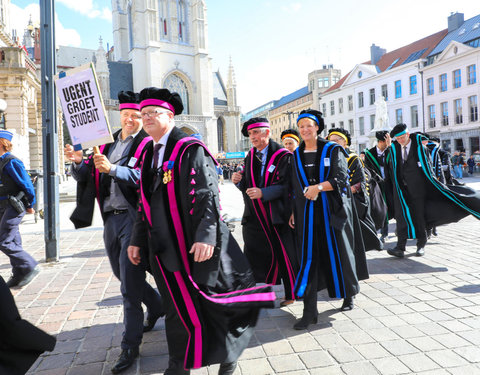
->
[231,171,242,184]
[189,242,214,262]
[128,246,141,265]
[64,144,83,164]
[94,154,112,174]
[246,187,263,200]
[26,208,35,214]
[385,133,392,147]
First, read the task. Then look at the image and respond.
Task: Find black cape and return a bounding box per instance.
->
[0,276,56,375]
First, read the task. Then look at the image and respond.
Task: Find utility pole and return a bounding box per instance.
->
[40,0,60,261]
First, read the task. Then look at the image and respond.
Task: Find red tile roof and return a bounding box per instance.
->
[323,28,448,94]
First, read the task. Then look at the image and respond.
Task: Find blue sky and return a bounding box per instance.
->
[11,0,480,112]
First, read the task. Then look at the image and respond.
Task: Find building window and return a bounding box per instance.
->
[441,102,449,126]
[455,138,464,152]
[440,73,447,92]
[468,64,477,85]
[409,75,417,94]
[158,0,169,38]
[339,121,344,129]
[369,88,375,105]
[427,78,434,95]
[370,114,375,130]
[453,69,461,89]
[395,80,402,98]
[319,77,329,88]
[395,108,403,124]
[428,105,436,128]
[469,95,478,122]
[164,73,189,114]
[410,105,418,127]
[349,119,354,135]
[381,84,388,101]
[330,123,335,129]
[359,117,365,135]
[454,99,462,124]
[358,92,364,108]
[339,98,343,114]
[470,137,480,153]
[217,118,225,151]
[330,100,335,115]
[177,0,187,43]
[322,103,327,117]
[348,95,353,111]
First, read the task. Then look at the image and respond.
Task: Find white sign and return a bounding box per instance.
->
[55,63,113,149]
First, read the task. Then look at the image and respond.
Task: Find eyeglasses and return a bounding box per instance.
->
[140,110,171,119]
[122,114,142,120]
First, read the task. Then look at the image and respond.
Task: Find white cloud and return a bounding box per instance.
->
[9,3,82,47]
[281,3,302,13]
[56,0,112,21]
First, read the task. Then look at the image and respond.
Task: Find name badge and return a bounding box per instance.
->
[128,157,138,167]
[324,158,331,167]
[268,164,276,173]
[417,161,422,167]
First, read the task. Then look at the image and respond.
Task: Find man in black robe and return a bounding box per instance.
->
[386,124,480,259]
[65,91,163,374]
[363,130,392,242]
[232,118,298,306]
[127,88,275,375]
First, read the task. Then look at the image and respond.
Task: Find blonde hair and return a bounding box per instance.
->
[0,138,12,152]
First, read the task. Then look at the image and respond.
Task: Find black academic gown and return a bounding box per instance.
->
[0,276,56,375]
[70,128,151,228]
[130,127,275,370]
[386,134,480,245]
[291,139,369,300]
[364,146,392,229]
[425,142,445,183]
[237,139,298,300]
[347,151,383,251]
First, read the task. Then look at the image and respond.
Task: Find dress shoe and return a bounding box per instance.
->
[432,227,438,236]
[387,247,405,258]
[340,296,354,311]
[280,299,294,307]
[218,361,237,375]
[293,315,318,330]
[143,310,165,332]
[111,347,139,374]
[416,247,425,256]
[379,235,387,244]
[164,359,190,375]
[7,266,40,288]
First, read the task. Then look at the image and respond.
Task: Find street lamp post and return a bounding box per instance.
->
[40,0,60,261]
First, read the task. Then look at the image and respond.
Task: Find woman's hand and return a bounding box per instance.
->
[288,213,295,229]
[304,185,319,200]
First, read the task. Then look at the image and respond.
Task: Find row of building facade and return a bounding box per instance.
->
[245,12,480,156]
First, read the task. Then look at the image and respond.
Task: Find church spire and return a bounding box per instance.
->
[227,56,236,87]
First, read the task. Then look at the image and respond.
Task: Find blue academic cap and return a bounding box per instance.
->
[0,130,13,141]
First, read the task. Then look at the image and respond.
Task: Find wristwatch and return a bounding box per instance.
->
[317,183,324,191]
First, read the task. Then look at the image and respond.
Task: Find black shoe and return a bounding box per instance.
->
[432,227,438,236]
[164,361,190,375]
[7,266,40,288]
[379,235,386,244]
[426,229,432,240]
[416,247,425,256]
[293,315,318,330]
[387,247,405,258]
[340,296,354,311]
[111,347,139,374]
[143,310,165,332]
[218,361,238,375]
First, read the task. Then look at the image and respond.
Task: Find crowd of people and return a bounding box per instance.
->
[3,85,480,375]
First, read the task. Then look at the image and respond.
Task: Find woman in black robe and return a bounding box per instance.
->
[288,110,369,330]
[327,128,383,251]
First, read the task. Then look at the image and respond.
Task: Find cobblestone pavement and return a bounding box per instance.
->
[2,178,480,374]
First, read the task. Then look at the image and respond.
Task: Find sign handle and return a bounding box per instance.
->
[93,146,100,154]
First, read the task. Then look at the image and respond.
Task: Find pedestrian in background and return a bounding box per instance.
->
[0,130,38,288]
[467,155,475,176]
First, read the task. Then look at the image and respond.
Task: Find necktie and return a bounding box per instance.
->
[403,146,408,163]
[153,143,162,169]
[256,151,264,177]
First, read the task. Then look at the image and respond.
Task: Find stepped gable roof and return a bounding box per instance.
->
[429,14,480,56]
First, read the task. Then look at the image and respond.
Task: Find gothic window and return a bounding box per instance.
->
[127,2,134,50]
[197,1,204,19]
[217,117,225,152]
[177,0,187,43]
[164,74,189,114]
[158,0,169,39]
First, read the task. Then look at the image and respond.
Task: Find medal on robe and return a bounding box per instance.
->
[162,161,175,184]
